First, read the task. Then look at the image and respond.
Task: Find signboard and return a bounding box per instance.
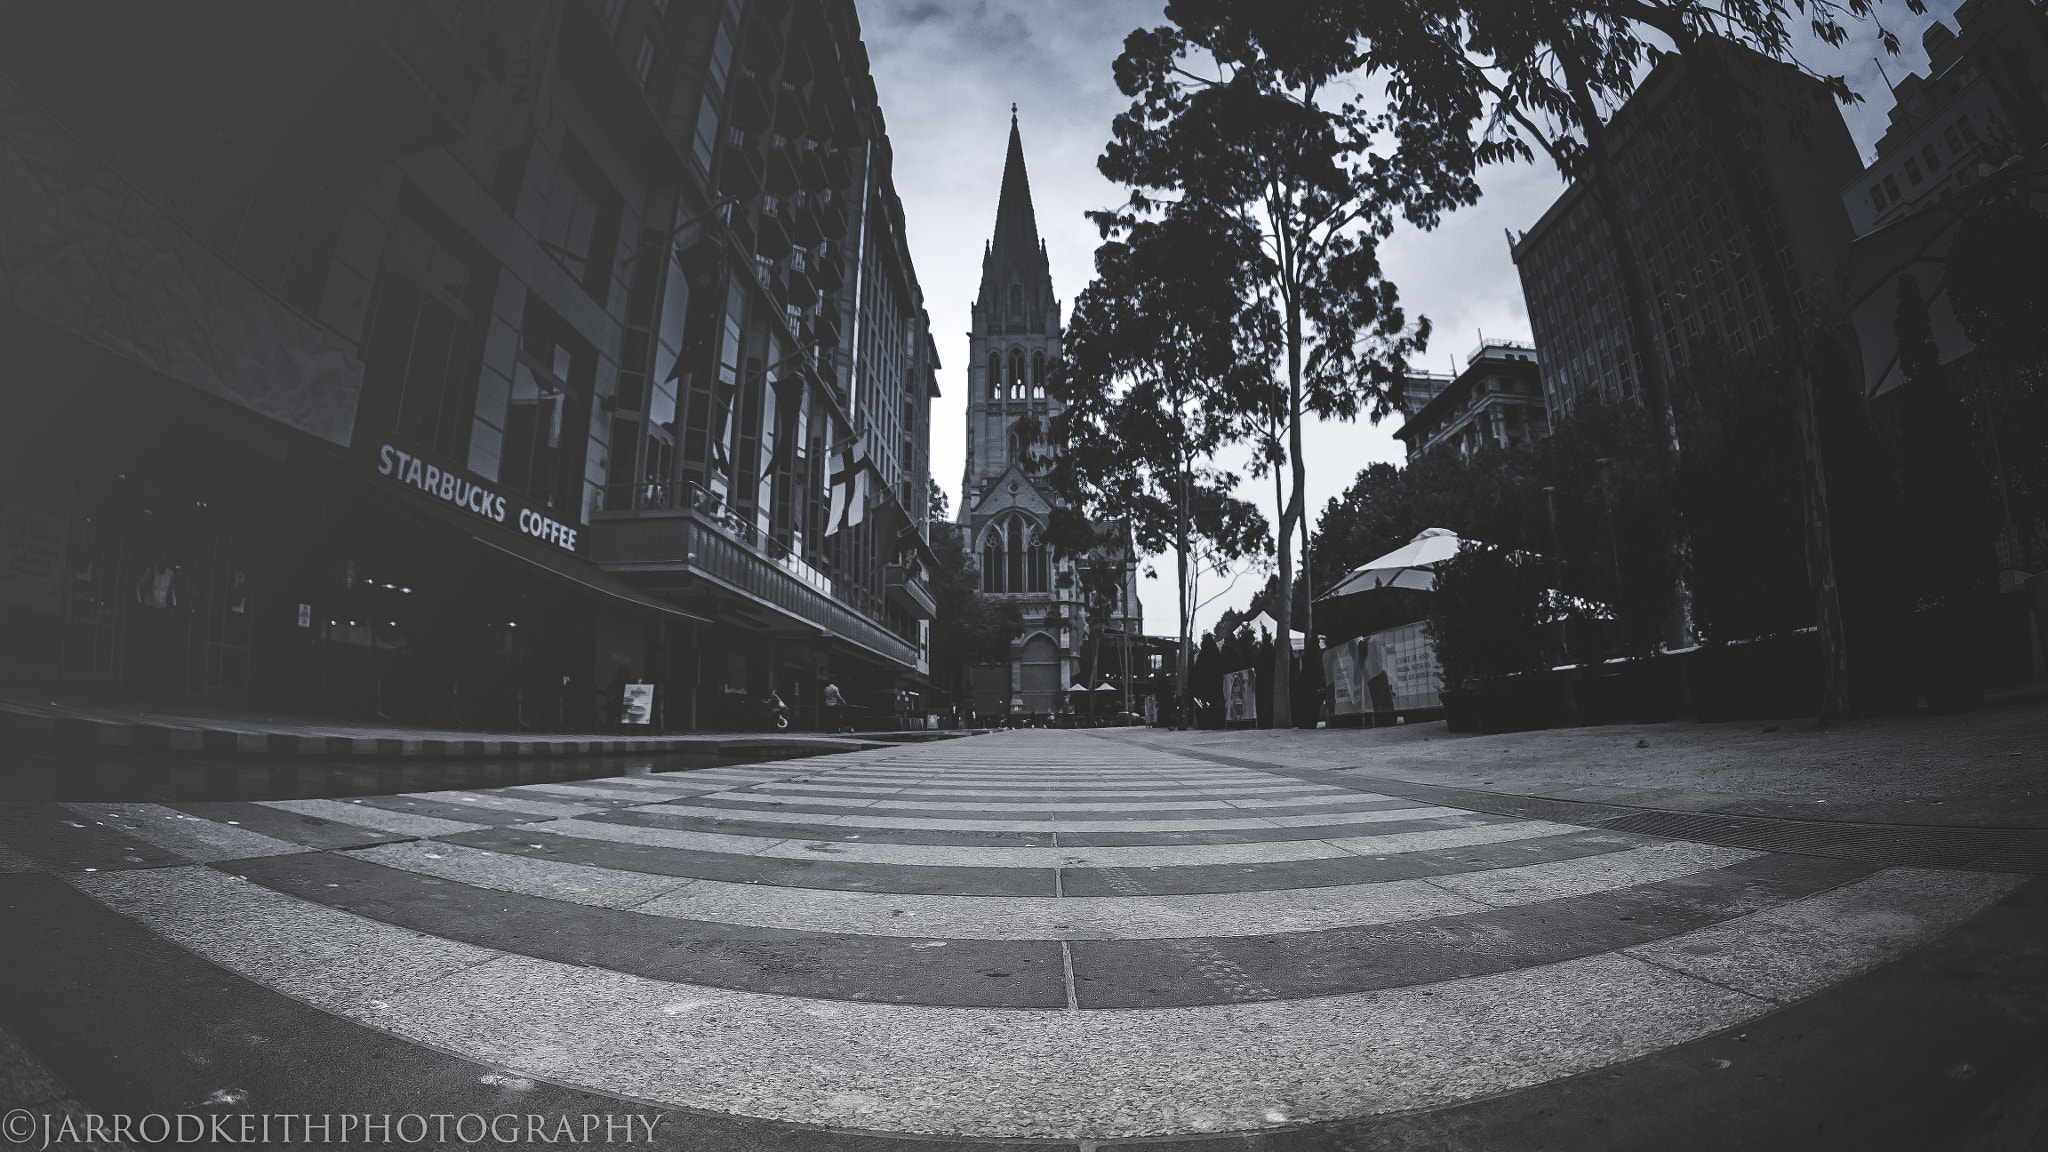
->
[1324,638,1366,716]
[363,438,583,555]
[1223,668,1258,725]
[621,682,654,725]
[0,504,67,613]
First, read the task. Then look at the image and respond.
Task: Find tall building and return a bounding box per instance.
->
[1510,47,1865,414]
[953,112,1137,717]
[1838,0,2048,577]
[1842,0,2048,398]
[0,0,936,731]
[1842,0,2048,239]
[1394,340,1548,461]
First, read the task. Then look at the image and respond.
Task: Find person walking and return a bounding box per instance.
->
[822,680,845,733]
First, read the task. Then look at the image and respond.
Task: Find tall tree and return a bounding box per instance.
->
[1103,3,1476,725]
[1053,207,1272,727]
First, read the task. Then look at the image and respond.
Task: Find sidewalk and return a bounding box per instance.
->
[1102,683,2048,830]
[0,678,976,761]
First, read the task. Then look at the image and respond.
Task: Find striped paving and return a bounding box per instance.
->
[0,729,2032,1144]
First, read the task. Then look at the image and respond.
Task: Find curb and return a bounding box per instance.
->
[0,705,958,761]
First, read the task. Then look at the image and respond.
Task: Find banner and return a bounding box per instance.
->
[1324,637,1365,716]
[1223,668,1257,724]
[1364,621,1443,712]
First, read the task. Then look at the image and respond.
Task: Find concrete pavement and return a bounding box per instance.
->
[2,729,2045,1149]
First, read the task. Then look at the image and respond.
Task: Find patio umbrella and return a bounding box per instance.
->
[1318,528,1463,599]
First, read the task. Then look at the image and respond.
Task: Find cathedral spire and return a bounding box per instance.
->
[981,107,1052,315]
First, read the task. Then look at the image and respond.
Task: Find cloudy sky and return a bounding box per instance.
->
[859,0,1964,638]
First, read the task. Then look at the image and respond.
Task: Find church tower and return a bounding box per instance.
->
[960,109,1063,511]
[958,110,1074,717]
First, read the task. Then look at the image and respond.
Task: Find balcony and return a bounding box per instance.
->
[593,484,919,670]
[730,68,774,133]
[741,12,785,74]
[774,82,810,136]
[765,138,802,195]
[886,564,936,619]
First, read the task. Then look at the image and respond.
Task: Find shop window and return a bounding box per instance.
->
[359,206,493,459]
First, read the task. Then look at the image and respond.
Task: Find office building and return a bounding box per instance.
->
[1510,47,1865,414]
[1393,340,1548,461]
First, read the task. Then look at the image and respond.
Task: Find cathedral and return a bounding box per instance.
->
[957,112,1140,717]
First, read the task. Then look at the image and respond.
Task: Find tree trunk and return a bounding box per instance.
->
[1559,49,1696,651]
[1177,462,1194,729]
[1271,295,1303,727]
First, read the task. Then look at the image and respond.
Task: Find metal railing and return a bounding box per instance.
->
[601,480,905,616]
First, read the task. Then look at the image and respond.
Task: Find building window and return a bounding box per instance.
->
[1008,283,1022,321]
[1007,518,1027,592]
[1921,143,1942,172]
[601,0,625,33]
[983,528,1005,592]
[540,137,623,303]
[1009,348,1024,400]
[358,205,493,459]
[1872,183,1888,210]
[1904,156,1923,185]
[1032,351,1046,400]
[634,37,656,87]
[1884,174,1901,201]
[503,302,592,515]
[988,353,1001,399]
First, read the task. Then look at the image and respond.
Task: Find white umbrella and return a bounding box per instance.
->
[1092,682,1118,692]
[1319,528,1463,599]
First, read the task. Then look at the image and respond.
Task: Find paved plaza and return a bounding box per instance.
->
[3,728,2045,1149]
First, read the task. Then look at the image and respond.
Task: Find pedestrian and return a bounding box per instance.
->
[822,680,845,733]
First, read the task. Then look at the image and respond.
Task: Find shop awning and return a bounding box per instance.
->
[471,532,712,626]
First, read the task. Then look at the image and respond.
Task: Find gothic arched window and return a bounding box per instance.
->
[988,353,1001,400]
[1006,517,1027,593]
[1008,283,1023,321]
[1031,351,1046,400]
[982,527,1005,592]
[1008,348,1025,400]
[1027,527,1049,592]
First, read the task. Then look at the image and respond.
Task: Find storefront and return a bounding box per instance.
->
[1,324,702,728]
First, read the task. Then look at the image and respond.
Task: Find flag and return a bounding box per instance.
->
[461,0,561,153]
[825,447,867,536]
